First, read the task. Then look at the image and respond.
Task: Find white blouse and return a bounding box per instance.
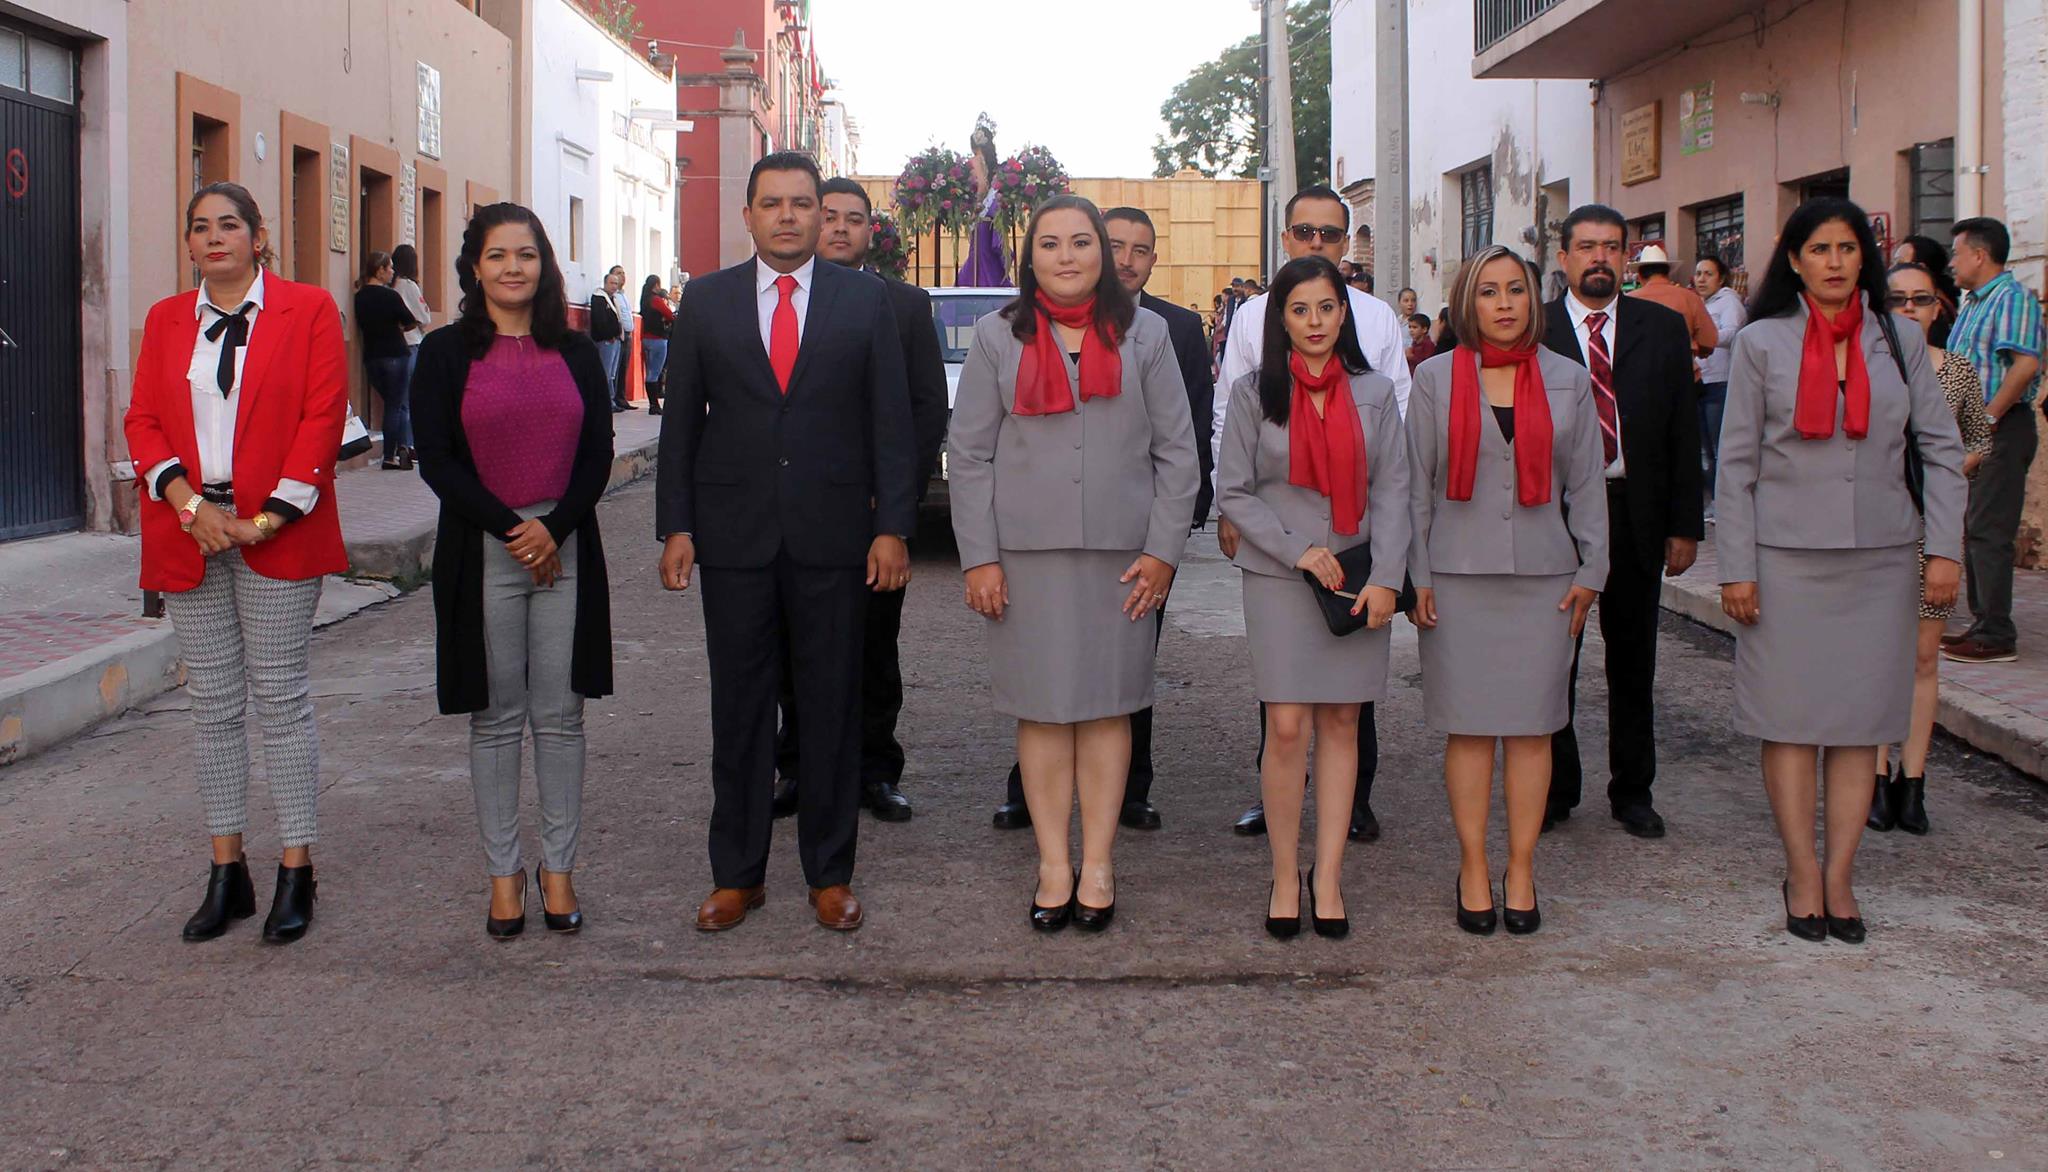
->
[144,271,319,513]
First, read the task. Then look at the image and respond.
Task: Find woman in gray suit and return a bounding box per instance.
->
[949,195,1200,933]
[1716,199,1967,945]
[1408,246,1609,937]
[1217,255,1409,940]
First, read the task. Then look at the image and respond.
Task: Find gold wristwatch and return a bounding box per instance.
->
[253,512,276,539]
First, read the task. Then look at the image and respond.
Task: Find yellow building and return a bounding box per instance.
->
[855,171,1263,317]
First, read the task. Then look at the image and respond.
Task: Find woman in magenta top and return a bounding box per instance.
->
[411,203,615,940]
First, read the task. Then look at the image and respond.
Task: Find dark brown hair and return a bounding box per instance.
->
[1003,194,1135,346]
[356,249,392,290]
[455,203,571,357]
[1447,246,1544,352]
[184,181,275,272]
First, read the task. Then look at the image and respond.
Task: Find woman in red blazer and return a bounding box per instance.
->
[124,182,349,945]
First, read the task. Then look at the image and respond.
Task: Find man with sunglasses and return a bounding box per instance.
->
[1214,185,1411,841]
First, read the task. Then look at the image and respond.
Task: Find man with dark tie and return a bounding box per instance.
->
[658,152,917,932]
[1543,205,1702,838]
[987,205,1215,831]
[770,176,949,823]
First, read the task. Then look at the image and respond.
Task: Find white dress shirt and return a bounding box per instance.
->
[1565,291,1627,479]
[1213,283,1411,496]
[1699,285,1747,384]
[144,270,319,512]
[609,287,635,337]
[395,276,431,348]
[754,255,815,354]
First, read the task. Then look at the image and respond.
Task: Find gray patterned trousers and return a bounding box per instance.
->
[163,553,323,846]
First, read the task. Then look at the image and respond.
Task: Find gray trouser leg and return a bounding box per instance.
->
[1963,406,2036,649]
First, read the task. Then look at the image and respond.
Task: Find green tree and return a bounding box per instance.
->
[1152,0,1331,190]
[583,0,641,41]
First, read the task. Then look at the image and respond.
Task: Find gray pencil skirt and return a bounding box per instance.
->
[1418,571,1577,736]
[986,548,1155,724]
[1242,570,1390,703]
[1734,543,1917,746]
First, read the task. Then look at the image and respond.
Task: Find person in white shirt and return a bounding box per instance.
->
[1693,255,1748,508]
[1216,185,1411,844]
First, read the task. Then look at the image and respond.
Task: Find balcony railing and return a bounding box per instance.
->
[1475,0,1565,53]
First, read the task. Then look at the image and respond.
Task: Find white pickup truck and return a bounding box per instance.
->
[923,286,1017,513]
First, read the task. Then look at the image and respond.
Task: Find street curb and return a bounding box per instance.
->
[0,440,659,768]
[1661,574,2048,781]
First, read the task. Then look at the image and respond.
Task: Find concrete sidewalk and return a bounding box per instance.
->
[0,409,662,765]
[1662,531,2048,779]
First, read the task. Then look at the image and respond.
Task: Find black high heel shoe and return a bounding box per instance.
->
[1265,871,1303,940]
[1866,771,1897,832]
[261,863,316,944]
[1307,867,1349,939]
[1824,897,1867,945]
[535,864,583,933]
[1030,870,1075,932]
[1891,771,1931,836]
[182,857,256,942]
[1073,868,1115,932]
[1455,871,1496,936]
[1782,880,1827,943]
[1501,869,1541,936]
[487,872,527,940]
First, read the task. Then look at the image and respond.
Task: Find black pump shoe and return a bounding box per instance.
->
[1825,906,1867,944]
[1501,870,1541,936]
[1455,871,1496,936]
[1308,867,1349,939]
[1891,772,1931,836]
[535,865,583,933]
[182,858,256,941]
[487,872,526,940]
[1866,772,1897,832]
[1073,871,1115,933]
[1782,881,1827,943]
[261,863,316,944]
[1265,872,1303,939]
[1031,871,1075,932]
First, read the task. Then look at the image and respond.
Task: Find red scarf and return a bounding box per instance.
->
[1447,342,1553,507]
[1286,351,1369,535]
[1794,291,1871,440]
[1013,292,1122,416]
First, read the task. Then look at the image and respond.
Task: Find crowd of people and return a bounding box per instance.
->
[125,155,2038,950]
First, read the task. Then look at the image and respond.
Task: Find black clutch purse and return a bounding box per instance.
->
[1302,542,1419,637]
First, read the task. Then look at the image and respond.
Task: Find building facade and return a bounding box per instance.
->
[1332,0,1596,315]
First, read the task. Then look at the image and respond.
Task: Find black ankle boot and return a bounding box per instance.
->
[1892,772,1930,836]
[1866,771,1897,832]
[262,863,317,944]
[182,858,256,941]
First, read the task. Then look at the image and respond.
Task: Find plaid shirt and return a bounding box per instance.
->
[1949,271,2045,405]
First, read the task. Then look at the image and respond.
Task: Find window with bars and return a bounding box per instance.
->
[1910,139,1955,240]
[1460,165,1494,259]
[1693,195,1744,272]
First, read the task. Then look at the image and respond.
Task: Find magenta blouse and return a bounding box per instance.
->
[460,334,584,509]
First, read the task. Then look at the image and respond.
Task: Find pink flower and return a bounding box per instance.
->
[941,199,953,209]
[1024,184,1037,196]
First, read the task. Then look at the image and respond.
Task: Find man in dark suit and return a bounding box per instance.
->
[658,152,917,933]
[1543,204,1703,839]
[987,205,1215,833]
[769,176,948,823]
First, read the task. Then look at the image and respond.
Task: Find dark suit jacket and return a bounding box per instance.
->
[1142,291,1218,525]
[656,257,917,569]
[1543,295,1703,576]
[873,270,949,498]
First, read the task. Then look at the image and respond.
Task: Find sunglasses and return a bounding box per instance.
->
[1288,224,1348,244]
[1886,292,1940,308]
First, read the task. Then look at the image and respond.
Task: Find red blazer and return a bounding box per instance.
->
[125,274,351,591]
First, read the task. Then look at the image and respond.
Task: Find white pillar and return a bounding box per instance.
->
[1958,0,1986,219]
[1373,0,1409,297]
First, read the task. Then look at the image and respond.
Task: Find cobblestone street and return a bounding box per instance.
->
[5,479,2046,1169]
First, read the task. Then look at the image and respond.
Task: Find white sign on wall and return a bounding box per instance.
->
[329,141,350,253]
[417,62,442,160]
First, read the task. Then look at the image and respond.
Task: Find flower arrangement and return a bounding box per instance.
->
[893,146,978,237]
[992,145,1072,237]
[865,209,910,281]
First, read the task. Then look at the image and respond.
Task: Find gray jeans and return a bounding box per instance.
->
[1963,405,2037,649]
[471,503,584,875]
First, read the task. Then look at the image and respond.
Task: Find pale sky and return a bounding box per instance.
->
[808,0,1263,179]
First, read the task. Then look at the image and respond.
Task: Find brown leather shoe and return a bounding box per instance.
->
[807,885,864,931]
[695,886,765,932]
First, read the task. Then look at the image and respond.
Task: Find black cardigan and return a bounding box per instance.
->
[410,324,615,714]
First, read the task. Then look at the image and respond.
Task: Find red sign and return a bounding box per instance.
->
[4,149,25,199]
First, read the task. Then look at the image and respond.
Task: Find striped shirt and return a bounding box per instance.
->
[1949,271,2044,405]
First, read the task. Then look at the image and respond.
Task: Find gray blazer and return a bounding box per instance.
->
[1713,305,1967,582]
[1216,368,1411,587]
[1406,348,1610,591]
[949,305,1200,570]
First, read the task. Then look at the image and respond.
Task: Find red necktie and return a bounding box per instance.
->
[1584,310,1619,465]
[770,273,799,393]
